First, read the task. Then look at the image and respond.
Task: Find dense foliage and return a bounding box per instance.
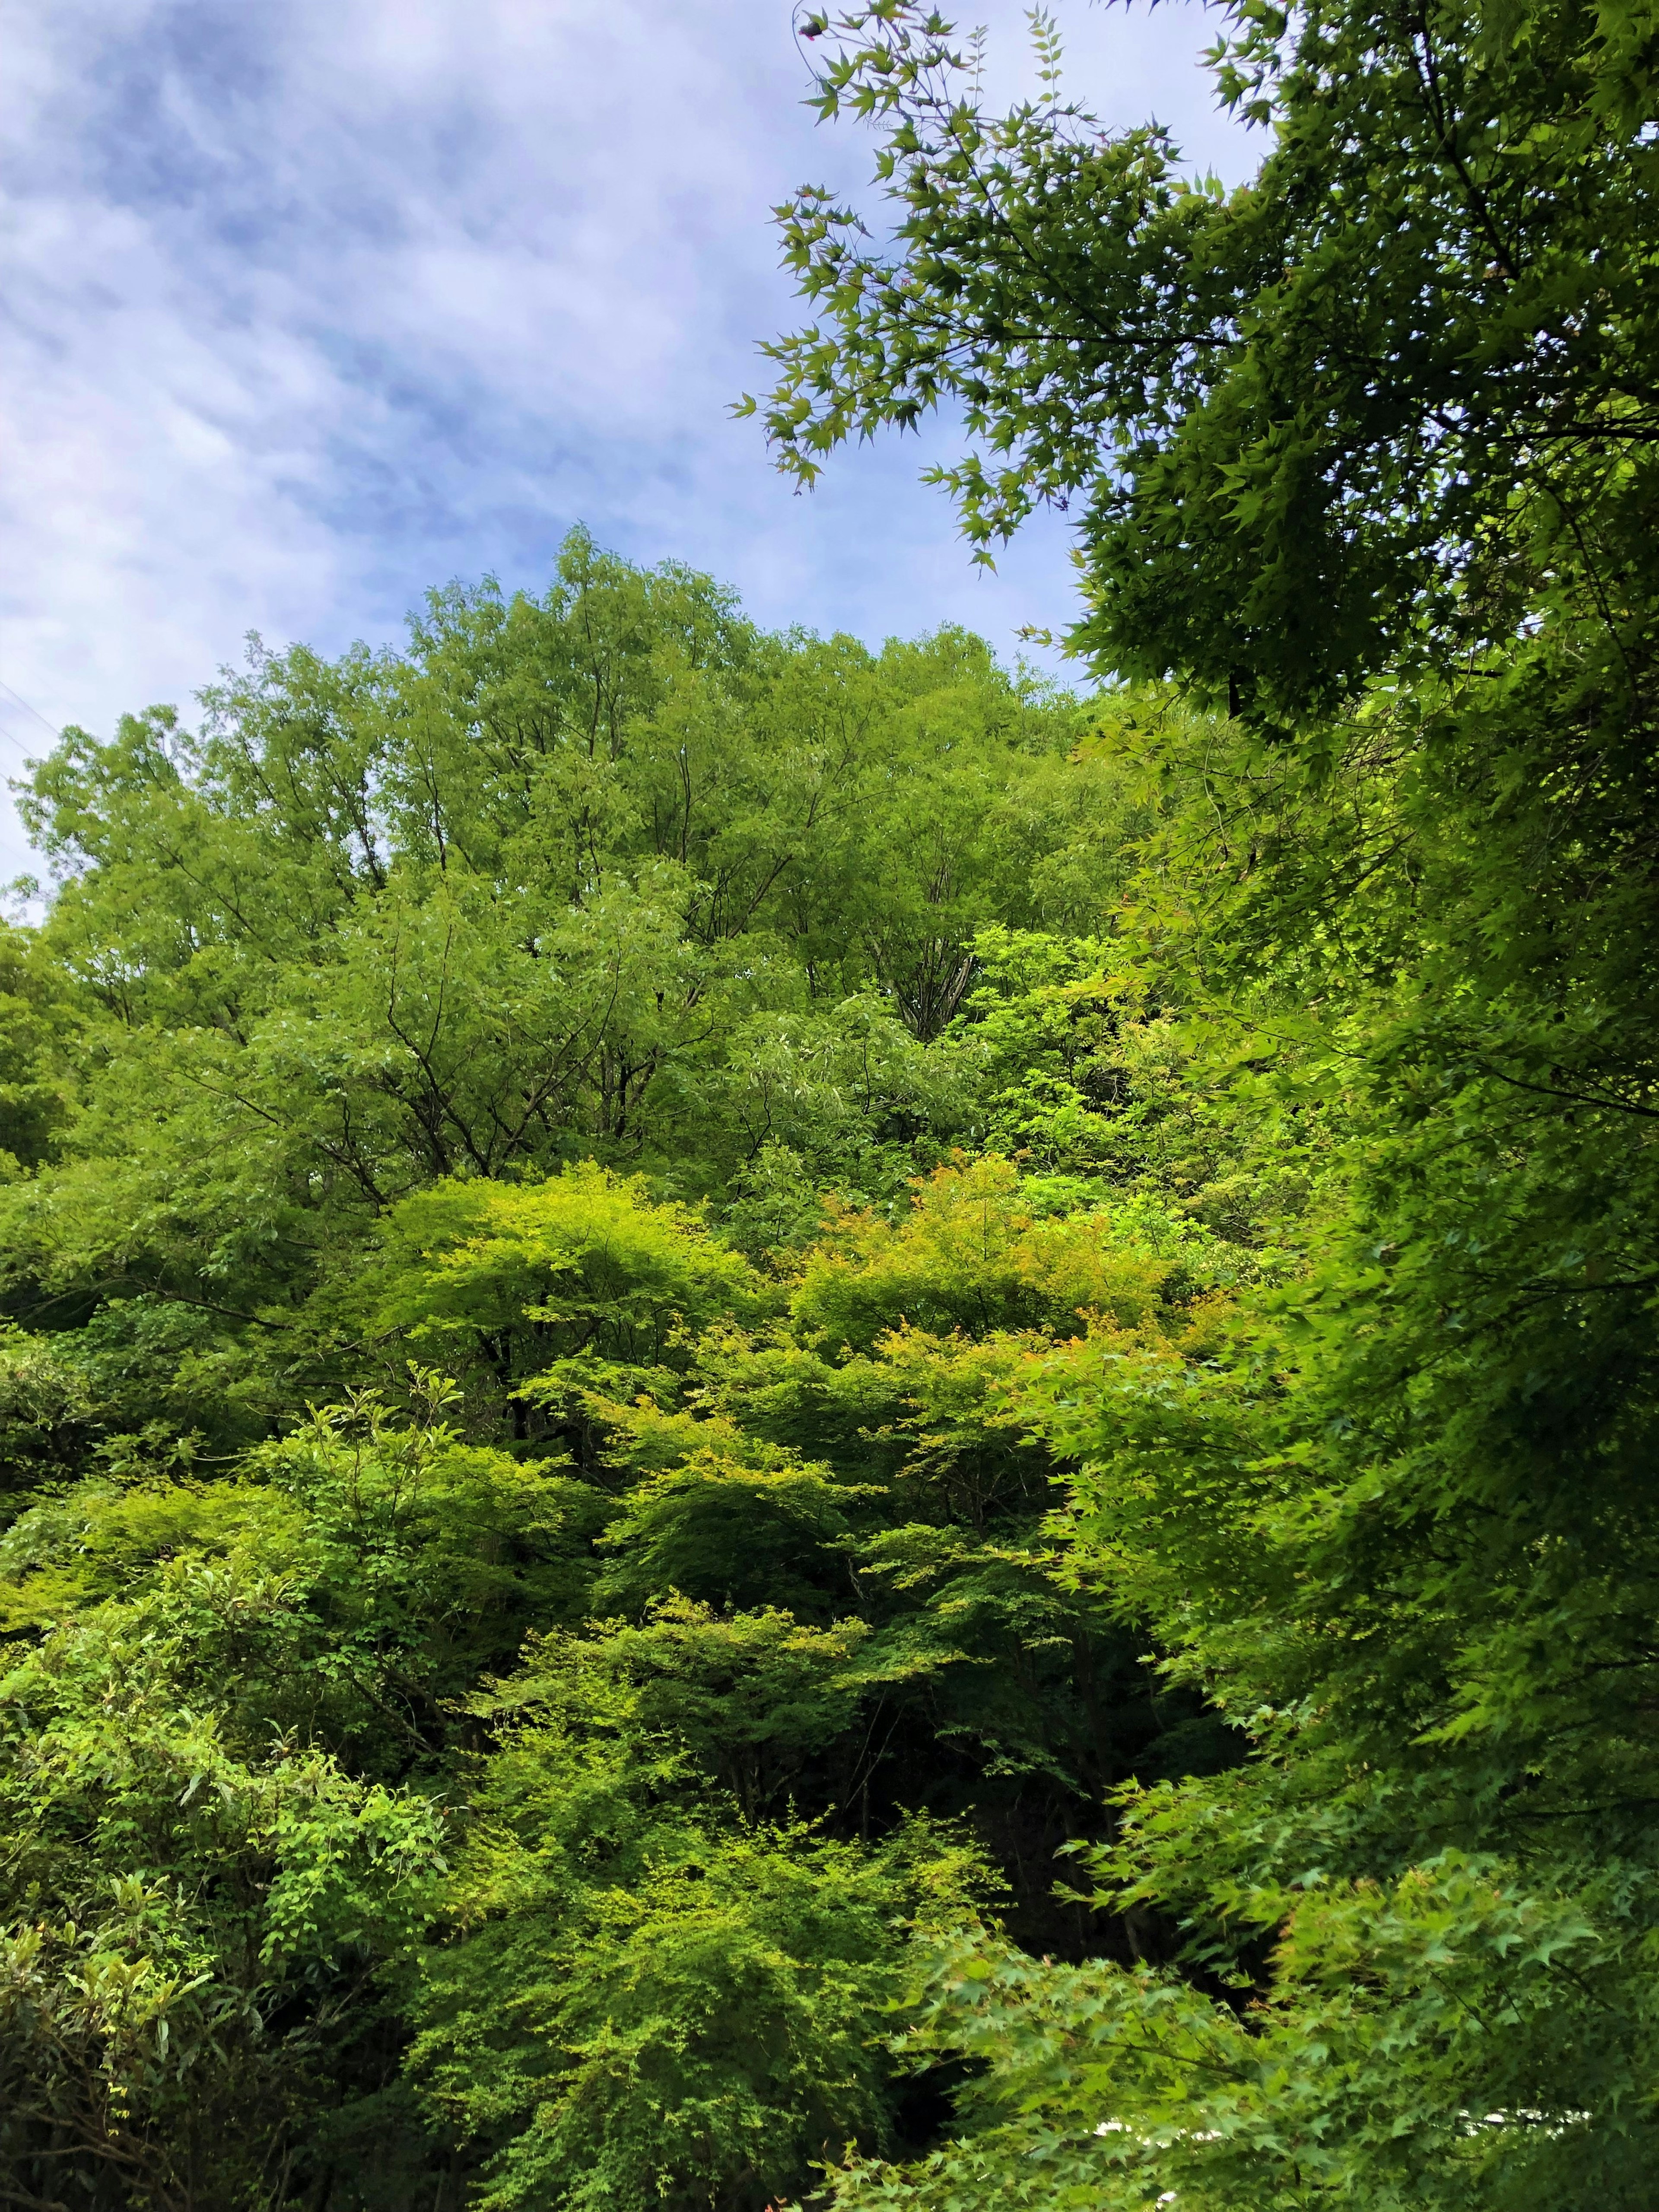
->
[744,0,1659,2207]
[3,0,1654,2202]
[0,538,1257,2207]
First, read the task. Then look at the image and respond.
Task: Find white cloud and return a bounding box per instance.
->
[0,0,1256,880]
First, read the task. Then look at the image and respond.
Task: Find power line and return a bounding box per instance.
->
[0,676,60,735]
[0,676,62,769]
[0,677,59,728]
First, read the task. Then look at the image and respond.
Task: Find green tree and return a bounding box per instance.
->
[363,1163,767,1446]
[2,534,1128,1438]
[0,1545,445,2206]
[0,922,79,1176]
[751,0,1659,719]
[753,4,1659,2208]
[407,1684,984,2212]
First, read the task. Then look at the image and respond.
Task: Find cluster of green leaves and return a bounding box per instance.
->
[753,0,1659,718]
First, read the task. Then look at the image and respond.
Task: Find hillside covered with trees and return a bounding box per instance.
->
[5,0,1659,2205]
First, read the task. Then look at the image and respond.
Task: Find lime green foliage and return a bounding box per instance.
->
[0,523,1262,2205]
[0,1322,99,1503]
[388,1265,1113,2212]
[827,1859,1622,2212]
[397,1154,1229,2210]
[585,1407,868,1622]
[0,1384,599,1748]
[0,619,1243,2206]
[0,889,1250,2210]
[671,1161,1237,1889]
[788,1153,1206,1348]
[27,72,1659,2171]
[954,922,1317,1240]
[366,1164,768,1442]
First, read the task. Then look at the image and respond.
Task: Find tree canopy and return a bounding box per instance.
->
[0,531,1258,2206]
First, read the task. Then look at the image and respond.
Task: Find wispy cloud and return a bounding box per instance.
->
[0,0,1254,879]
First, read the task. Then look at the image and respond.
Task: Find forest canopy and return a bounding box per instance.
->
[5,0,1659,2204]
[0,536,1256,2206]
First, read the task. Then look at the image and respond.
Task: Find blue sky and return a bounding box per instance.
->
[0,0,1258,884]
